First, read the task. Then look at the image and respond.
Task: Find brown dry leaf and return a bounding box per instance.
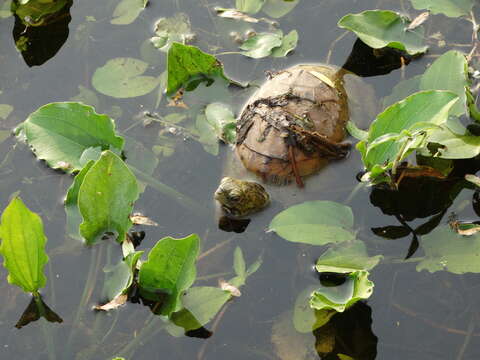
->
[219,279,241,297]
[407,12,429,31]
[94,294,127,311]
[309,71,335,88]
[215,8,259,23]
[130,213,159,226]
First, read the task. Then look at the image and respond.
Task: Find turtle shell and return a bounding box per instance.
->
[236,64,349,184]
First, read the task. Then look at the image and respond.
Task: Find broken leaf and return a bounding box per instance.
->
[150,13,195,52]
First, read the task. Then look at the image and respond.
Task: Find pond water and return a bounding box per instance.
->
[1,0,480,359]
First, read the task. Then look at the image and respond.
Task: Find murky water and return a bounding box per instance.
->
[1,0,480,359]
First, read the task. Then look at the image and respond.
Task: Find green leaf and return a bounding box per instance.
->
[104,251,143,300]
[420,50,469,116]
[417,225,480,274]
[293,286,336,333]
[338,10,428,55]
[382,75,421,110]
[12,0,68,26]
[65,160,94,241]
[92,58,160,98]
[310,271,374,312]
[170,286,231,331]
[262,0,299,18]
[111,0,147,25]
[150,13,195,52]
[78,151,139,245]
[411,0,473,17]
[138,234,200,315]
[423,127,480,159]
[196,114,219,155]
[240,32,282,58]
[0,104,13,120]
[346,121,368,141]
[0,0,12,18]
[20,102,124,173]
[204,102,236,144]
[271,30,298,57]
[315,241,382,274]
[236,0,264,14]
[269,201,355,245]
[360,90,458,175]
[233,246,246,278]
[167,43,230,95]
[0,197,48,294]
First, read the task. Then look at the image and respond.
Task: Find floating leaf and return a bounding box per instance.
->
[411,0,473,18]
[0,197,48,294]
[130,213,158,226]
[0,104,13,119]
[94,294,128,311]
[338,10,428,55]
[406,11,430,31]
[20,102,124,173]
[196,114,219,155]
[111,0,148,25]
[310,271,374,312]
[293,287,336,333]
[236,0,265,14]
[150,13,195,52]
[167,43,230,95]
[92,58,160,98]
[215,8,260,23]
[417,225,480,274]
[422,127,480,159]
[204,102,236,144]
[138,234,200,315]
[240,32,282,58]
[78,151,139,245]
[269,201,355,245]
[420,50,469,116]
[315,241,382,273]
[12,0,68,26]
[271,30,298,57]
[262,0,299,18]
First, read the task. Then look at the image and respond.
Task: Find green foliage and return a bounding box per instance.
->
[293,287,336,333]
[0,104,13,119]
[358,90,458,183]
[236,0,264,14]
[338,10,428,55]
[269,201,355,245]
[315,241,382,273]
[411,0,474,18]
[421,127,480,159]
[12,0,68,26]
[92,58,160,98]
[0,0,12,18]
[417,225,480,274]
[167,43,230,95]
[138,234,200,315]
[0,196,48,294]
[310,271,374,312]
[262,0,299,18]
[104,251,143,300]
[111,0,148,25]
[19,102,124,173]
[240,30,298,58]
[204,102,236,144]
[150,13,195,52]
[78,151,139,245]
[271,30,299,57]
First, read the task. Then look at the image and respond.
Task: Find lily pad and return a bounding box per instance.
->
[138,234,200,315]
[310,271,374,312]
[411,0,474,18]
[315,241,382,274]
[0,196,49,294]
[271,30,298,57]
[269,201,355,245]
[150,13,195,52]
[111,0,148,25]
[240,32,282,58]
[338,10,428,55]
[20,102,124,173]
[417,225,480,274]
[78,151,139,245]
[92,58,160,98]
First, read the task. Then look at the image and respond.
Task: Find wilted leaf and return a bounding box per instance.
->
[411,0,473,18]
[94,294,128,311]
[0,197,48,294]
[138,234,200,315]
[78,151,139,245]
[215,8,260,23]
[406,11,430,31]
[15,294,62,328]
[219,279,241,296]
[338,10,428,55]
[310,271,374,312]
[465,174,480,187]
[92,58,160,98]
[20,102,124,173]
[130,213,158,226]
[111,0,147,25]
[269,201,355,245]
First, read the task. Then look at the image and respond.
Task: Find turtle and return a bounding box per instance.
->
[214,63,376,218]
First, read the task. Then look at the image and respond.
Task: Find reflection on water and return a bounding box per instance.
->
[0,0,480,359]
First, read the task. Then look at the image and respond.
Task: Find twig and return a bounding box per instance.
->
[198,238,232,261]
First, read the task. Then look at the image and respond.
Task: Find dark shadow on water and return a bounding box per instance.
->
[15,294,63,329]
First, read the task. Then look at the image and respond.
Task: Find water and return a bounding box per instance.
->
[1,0,480,359]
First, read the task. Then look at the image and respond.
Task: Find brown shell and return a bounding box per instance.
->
[236,64,349,184]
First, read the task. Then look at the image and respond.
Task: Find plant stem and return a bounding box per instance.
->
[34,294,57,360]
